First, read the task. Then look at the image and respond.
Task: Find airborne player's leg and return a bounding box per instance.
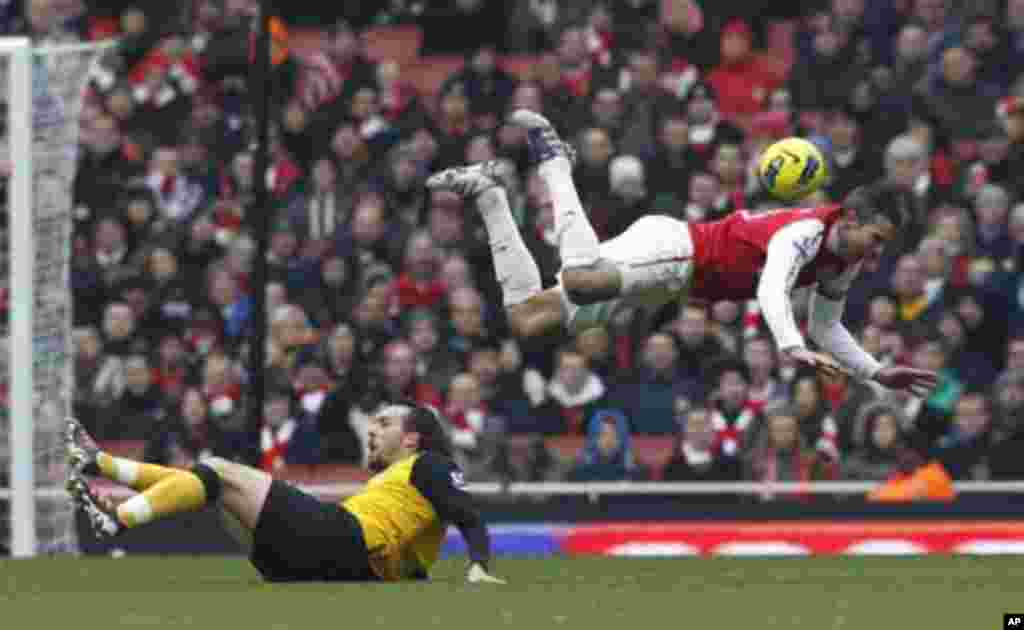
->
[426,161,568,338]
[507,110,624,305]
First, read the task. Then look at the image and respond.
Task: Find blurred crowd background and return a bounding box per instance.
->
[9,0,1024,493]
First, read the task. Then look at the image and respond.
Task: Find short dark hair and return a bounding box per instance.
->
[399,401,454,458]
[843,182,908,231]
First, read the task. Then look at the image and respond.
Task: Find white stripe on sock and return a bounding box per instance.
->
[119,495,154,525]
[111,457,140,485]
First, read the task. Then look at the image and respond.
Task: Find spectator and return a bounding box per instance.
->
[375,339,443,410]
[662,407,742,484]
[613,332,702,435]
[921,47,1002,142]
[666,303,726,384]
[647,111,700,212]
[708,359,764,457]
[567,410,650,481]
[822,105,884,200]
[744,336,787,411]
[442,44,517,130]
[884,135,949,248]
[890,253,943,334]
[706,19,779,125]
[260,388,322,472]
[618,50,675,157]
[789,14,870,121]
[536,347,609,435]
[989,370,1024,478]
[791,371,841,463]
[936,391,993,480]
[446,286,492,358]
[574,326,620,383]
[603,154,649,237]
[405,309,460,394]
[744,407,837,500]
[972,184,1014,262]
[843,403,922,481]
[935,310,997,389]
[394,230,445,310]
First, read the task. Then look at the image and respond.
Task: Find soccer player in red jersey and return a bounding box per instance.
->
[427,110,936,396]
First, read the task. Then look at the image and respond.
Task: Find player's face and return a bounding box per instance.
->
[366,408,415,470]
[841,219,896,264]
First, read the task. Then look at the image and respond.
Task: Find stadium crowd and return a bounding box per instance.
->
[15,0,1024,490]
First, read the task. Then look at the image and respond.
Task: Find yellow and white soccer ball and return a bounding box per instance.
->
[756,137,828,202]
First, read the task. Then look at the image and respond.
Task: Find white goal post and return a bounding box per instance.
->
[2,37,115,557]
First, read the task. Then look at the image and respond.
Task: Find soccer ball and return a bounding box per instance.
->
[756,137,828,201]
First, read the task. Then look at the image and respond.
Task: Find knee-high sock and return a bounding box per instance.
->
[97,452,178,491]
[477,187,542,306]
[537,157,599,268]
[116,471,209,528]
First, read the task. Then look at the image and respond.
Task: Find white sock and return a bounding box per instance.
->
[537,157,600,268]
[477,187,542,306]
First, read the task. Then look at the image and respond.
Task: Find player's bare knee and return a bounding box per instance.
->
[197,457,262,493]
[561,267,620,305]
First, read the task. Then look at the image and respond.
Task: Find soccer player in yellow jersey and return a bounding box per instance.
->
[65,402,504,584]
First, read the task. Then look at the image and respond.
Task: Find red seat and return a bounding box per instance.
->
[362,25,424,64]
[501,55,538,81]
[405,55,465,100]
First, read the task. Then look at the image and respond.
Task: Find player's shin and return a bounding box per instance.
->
[477,187,542,306]
[116,464,222,528]
[536,159,599,268]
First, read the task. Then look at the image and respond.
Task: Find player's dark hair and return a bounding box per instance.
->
[843,183,908,231]
[400,400,454,458]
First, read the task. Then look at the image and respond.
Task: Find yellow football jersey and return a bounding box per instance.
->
[343,452,479,581]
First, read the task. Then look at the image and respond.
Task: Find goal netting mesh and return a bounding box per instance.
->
[0,38,112,556]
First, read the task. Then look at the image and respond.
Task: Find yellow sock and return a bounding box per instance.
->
[116,471,208,528]
[97,453,180,491]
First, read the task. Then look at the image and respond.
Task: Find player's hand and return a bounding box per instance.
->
[785,347,845,380]
[873,366,938,398]
[467,563,506,584]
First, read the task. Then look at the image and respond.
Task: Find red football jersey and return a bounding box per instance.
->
[688,205,850,301]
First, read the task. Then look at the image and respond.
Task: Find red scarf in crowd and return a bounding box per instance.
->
[261,418,296,472]
[712,400,764,456]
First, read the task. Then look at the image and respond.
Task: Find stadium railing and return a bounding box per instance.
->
[5,480,1024,502]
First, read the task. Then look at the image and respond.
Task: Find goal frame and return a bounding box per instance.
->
[3,36,35,558]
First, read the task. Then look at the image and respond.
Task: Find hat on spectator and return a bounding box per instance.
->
[722,18,753,41]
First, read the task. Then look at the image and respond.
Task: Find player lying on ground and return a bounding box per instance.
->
[65,405,504,584]
[426,109,936,397]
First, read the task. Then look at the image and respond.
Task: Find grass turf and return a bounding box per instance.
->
[1,554,1021,628]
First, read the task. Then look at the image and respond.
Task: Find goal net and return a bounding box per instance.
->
[0,38,113,557]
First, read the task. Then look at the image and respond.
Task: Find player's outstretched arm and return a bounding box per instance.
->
[808,282,937,397]
[757,219,847,378]
[410,452,505,584]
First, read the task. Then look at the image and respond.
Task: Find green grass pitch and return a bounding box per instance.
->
[1,555,1021,628]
